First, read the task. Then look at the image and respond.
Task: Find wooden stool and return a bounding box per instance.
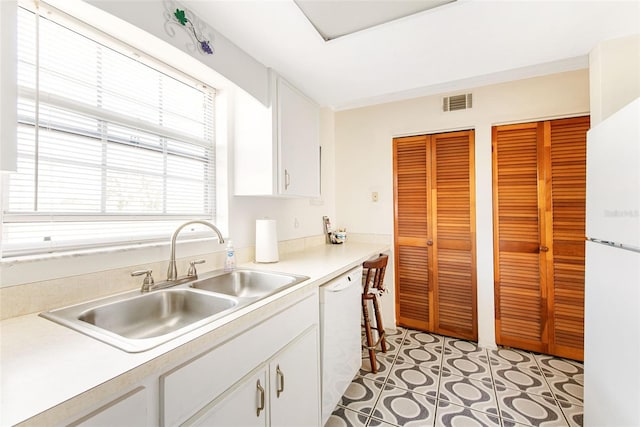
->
[362,253,389,373]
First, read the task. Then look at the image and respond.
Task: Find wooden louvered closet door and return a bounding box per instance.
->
[546,117,590,360]
[431,132,477,339]
[493,116,589,360]
[394,135,432,332]
[394,130,477,341]
[493,122,547,353]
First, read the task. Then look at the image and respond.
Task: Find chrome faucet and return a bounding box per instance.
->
[167,220,225,281]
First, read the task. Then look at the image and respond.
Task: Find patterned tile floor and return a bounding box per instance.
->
[326,327,584,427]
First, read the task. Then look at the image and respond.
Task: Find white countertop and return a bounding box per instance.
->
[0,242,389,426]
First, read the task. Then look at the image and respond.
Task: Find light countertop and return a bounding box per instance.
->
[0,242,389,426]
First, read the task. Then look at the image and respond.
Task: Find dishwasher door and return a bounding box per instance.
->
[320,266,362,425]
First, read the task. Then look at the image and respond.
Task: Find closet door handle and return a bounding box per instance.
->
[256,379,265,417]
[539,246,549,252]
[276,365,285,398]
[427,240,433,246]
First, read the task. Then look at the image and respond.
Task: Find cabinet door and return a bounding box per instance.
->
[186,369,268,427]
[277,77,320,197]
[269,327,320,427]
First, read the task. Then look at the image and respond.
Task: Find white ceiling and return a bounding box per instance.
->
[187,0,640,110]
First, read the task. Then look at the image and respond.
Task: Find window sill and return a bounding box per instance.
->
[0,237,225,287]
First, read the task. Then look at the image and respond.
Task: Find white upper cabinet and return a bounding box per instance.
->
[276,78,320,197]
[235,71,320,198]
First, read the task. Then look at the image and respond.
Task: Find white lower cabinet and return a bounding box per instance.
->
[269,328,319,426]
[53,292,319,427]
[161,291,320,426]
[186,327,319,427]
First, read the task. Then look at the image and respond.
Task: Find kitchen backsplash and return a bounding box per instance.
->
[0,233,390,321]
[0,234,324,321]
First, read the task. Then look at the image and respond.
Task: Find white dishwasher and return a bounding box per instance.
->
[319,266,362,425]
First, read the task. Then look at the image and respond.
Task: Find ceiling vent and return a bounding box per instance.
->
[443,93,472,112]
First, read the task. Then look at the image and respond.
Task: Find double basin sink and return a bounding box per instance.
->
[40,269,309,352]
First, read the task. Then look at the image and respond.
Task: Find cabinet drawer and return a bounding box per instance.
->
[161,292,318,426]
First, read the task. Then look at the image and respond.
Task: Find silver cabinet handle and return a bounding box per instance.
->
[256,379,265,417]
[284,169,290,190]
[276,365,285,398]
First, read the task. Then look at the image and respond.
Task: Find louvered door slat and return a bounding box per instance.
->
[547,116,589,360]
[493,123,546,352]
[432,131,477,340]
[394,136,432,330]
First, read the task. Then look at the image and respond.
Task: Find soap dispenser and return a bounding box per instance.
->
[224,240,236,272]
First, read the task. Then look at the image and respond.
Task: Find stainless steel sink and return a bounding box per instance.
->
[41,288,239,352]
[78,289,237,340]
[40,269,309,352]
[190,269,309,298]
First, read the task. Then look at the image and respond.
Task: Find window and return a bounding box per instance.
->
[2,5,216,257]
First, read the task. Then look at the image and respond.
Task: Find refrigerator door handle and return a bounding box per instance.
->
[587,237,640,253]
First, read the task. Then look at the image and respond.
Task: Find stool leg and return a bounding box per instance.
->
[362,296,378,374]
[372,295,387,353]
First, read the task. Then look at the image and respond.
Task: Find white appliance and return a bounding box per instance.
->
[319,266,362,425]
[584,98,640,426]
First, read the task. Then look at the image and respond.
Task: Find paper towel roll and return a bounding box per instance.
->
[255,219,279,263]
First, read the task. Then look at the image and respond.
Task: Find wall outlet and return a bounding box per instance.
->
[372,192,379,202]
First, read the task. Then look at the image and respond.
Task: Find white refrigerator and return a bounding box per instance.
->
[584,98,640,426]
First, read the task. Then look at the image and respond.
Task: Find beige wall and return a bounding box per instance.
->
[590,33,640,126]
[334,69,590,348]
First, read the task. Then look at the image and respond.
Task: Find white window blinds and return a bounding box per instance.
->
[2,6,216,256]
